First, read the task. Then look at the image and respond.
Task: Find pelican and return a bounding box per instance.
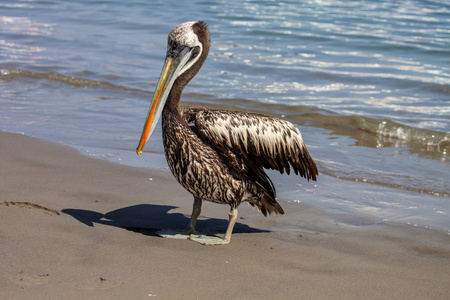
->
[136,21,318,245]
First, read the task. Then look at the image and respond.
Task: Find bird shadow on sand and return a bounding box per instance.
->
[62,204,268,237]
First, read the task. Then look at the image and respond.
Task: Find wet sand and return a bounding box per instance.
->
[1,131,449,299]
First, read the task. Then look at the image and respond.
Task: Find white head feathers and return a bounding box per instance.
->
[168,21,204,77]
[169,21,202,48]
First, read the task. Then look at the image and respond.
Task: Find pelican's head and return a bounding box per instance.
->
[136,21,210,155]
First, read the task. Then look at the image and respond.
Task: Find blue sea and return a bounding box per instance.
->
[1,0,449,232]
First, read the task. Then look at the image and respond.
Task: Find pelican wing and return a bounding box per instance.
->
[193,109,318,181]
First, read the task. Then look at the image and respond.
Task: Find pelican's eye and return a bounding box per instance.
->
[191,46,200,59]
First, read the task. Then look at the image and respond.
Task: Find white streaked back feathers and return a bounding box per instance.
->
[194,109,318,180]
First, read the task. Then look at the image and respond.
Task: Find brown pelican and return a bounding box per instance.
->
[136,21,318,245]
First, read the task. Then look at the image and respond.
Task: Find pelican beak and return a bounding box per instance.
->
[136,46,193,155]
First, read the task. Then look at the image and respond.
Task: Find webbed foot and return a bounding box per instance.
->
[156,229,228,245]
[189,234,230,245]
[156,229,193,240]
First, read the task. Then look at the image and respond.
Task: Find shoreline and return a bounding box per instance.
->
[70,135,450,234]
[1,131,449,299]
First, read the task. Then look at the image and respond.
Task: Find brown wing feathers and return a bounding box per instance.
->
[194,109,318,181]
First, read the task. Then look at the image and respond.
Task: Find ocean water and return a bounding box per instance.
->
[1,0,449,232]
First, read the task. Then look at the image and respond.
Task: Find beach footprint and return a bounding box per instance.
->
[13,271,50,287]
[0,201,59,216]
[81,276,124,290]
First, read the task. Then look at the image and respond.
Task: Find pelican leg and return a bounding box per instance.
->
[158,200,238,246]
[223,207,238,243]
[189,207,238,245]
[187,197,202,234]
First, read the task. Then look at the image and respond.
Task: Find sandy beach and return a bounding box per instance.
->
[1,131,449,299]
